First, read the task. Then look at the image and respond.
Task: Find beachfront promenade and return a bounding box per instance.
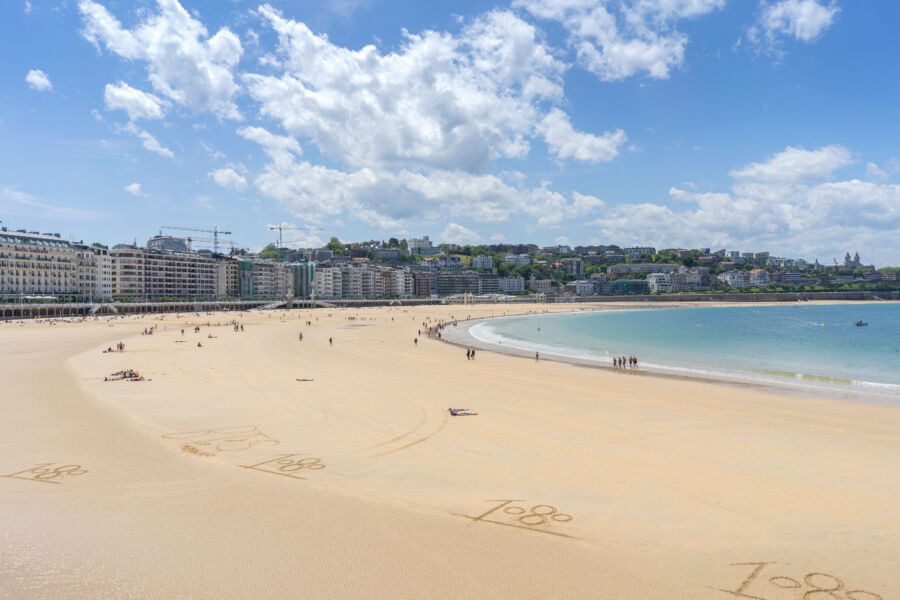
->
[3,289,898,321]
[1,302,897,598]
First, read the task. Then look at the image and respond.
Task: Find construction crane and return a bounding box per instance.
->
[161,225,232,253]
[179,236,243,253]
[268,224,322,249]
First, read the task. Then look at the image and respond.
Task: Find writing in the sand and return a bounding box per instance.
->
[240,454,325,480]
[1,463,88,484]
[162,425,279,456]
[457,499,577,538]
[717,562,883,600]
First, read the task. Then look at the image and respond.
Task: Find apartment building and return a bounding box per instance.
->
[472,254,493,270]
[647,273,670,293]
[0,229,79,297]
[499,276,525,293]
[238,259,293,298]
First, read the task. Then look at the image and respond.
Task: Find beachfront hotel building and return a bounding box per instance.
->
[0,229,79,297]
[647,273,671,293]
[109,245,218,299]
[216,257,240,298]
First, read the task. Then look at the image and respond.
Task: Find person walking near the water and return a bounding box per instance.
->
[466,349,471,360]
[329,337,333,346]
[535,352,540,362]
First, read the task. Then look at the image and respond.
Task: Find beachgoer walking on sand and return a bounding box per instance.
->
[470,349,475,359]
[414,338,418,346]
[329,337,333,345]
[535,352,539,362]
[466,349,471,360]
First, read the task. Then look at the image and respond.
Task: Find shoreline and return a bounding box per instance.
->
[438,302,900,405]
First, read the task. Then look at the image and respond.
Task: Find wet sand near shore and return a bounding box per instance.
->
[1,303,898,599]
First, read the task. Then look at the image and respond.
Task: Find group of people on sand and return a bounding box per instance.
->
[466,348,476,360]
[105,369,144,382]
[614,356,638,368]
[104,342,126,353]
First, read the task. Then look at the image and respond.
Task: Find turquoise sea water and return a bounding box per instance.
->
[472,304,900,396]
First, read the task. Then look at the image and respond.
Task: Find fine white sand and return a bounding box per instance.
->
[1,303,898,599]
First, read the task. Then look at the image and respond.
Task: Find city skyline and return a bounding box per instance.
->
[2,0,899,264]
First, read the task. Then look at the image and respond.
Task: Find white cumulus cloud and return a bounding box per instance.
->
[538,108,626,163]
[209,167,247,191]
[441,223,482,245]
[123,182,145,196]
[245,6,580,173]
[747,0,839,57]
[866,162,888,181]
[25,69,52,91]
[78,0,243,119]
[241,126,606,232]
[123,122,174,158]
[588,144,900,265]
[729,144,853,183]
[514,0,725,81]
[104,81,169,120]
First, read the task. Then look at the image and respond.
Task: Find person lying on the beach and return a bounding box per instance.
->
[448,408,478,416]
[295,378,314,382]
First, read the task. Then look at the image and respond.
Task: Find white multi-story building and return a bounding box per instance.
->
[499,276,525,293]
[472,254,493,270]
[504,253,531,267]
[110,246,218,299]
[93,246,113,298]
[717,270,750,288]
[669,271,701,292]
[387,268,414,297]
[0,229,80,298]
[623,246,656,260]
[216,257,240,298]
[573,280,595,296]
[647,273,670,293]
[408,236,432,252]
[315,267,343,299]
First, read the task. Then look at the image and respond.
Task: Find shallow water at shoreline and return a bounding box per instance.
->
[468,304,900,400]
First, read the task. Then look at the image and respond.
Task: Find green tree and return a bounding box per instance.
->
[327,236,346,255]
[259,243,283,261]
[91,242,108,249]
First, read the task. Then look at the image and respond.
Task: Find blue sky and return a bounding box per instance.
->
[1,0,898,264]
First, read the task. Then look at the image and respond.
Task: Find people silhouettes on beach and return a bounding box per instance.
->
[466,349,471,360]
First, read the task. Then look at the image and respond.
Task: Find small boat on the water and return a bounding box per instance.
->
[855,320,868,326]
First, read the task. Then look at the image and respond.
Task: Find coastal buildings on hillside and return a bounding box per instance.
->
[0,223,891,301]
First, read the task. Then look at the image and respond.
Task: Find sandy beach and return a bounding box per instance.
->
[1,302,898,599]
